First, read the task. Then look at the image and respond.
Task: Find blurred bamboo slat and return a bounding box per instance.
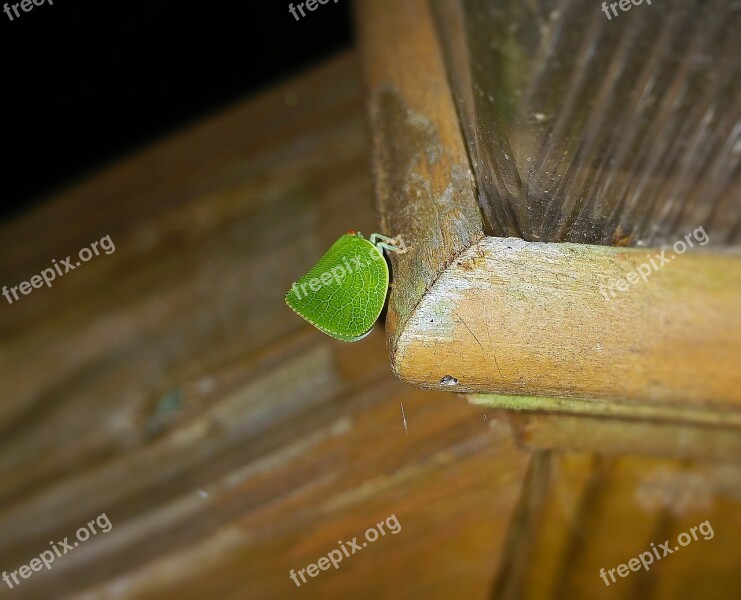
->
[472,392,741,461]
[494,452,741,599]
[0,53,531,599]
[506,411,741,463]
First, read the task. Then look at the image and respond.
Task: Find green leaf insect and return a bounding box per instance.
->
[285,232,405,342]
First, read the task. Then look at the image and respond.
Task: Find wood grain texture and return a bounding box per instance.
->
[393,236,741,408]
[507,411,741,463]
[432,0,741,247]
[472,392,741,461]
[0,53,531,599]
[357,0,741,411]
[355,0,484,357]
[493,452,741,600]
[470,394,741,429]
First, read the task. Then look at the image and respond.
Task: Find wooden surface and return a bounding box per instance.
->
[0,53,531,599]
[493,451,741,600]
[356,0,741,411]
[355,0,484,356]
[1,35,740,600]
[432,0,741,247]
[393,237,741,407]
[473,394,741,463]
[507,411,741,463]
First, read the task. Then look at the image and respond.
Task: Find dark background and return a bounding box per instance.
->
[0,0,352,221]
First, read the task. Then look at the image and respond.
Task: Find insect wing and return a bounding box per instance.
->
[285,234,389,341]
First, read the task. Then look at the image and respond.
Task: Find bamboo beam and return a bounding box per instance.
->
[473,394,741,461]
[355,0,484,356]
[394,237,741,407]
[357,0,740,410]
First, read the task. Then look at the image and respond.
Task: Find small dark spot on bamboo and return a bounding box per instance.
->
[440,375,458,386]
